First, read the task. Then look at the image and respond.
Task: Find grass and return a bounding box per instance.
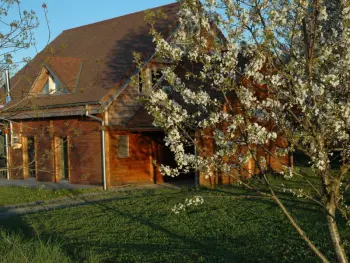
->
[0,230,72,263]
[1,165,349,262]
[0,185,102,206]
[0,185,347,263]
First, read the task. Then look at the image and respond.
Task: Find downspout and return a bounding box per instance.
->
[85,106,107,190]
[4,131,9,179]
[4,69,11,179]
[5,69,11,104]
[6,122,13,179]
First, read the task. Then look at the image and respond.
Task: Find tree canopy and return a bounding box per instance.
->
[145,0,350,262]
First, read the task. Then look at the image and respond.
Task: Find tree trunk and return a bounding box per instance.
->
[327,202,349,263]
[271,195,330,262]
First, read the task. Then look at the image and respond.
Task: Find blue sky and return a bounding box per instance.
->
[11,0,175,69]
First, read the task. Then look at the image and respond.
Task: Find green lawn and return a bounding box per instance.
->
[0,230,72,263]
[0,185,101,206]
[1,186,348,263]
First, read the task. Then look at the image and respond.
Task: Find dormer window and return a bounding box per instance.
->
[151,69,163,88]
[29,56,83,96]
[41,74,60,94]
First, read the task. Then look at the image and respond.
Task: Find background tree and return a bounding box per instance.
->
[0,0,49,74]
[145,0,350,262]
[0,0,48,177]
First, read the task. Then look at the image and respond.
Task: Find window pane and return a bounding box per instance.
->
[41,80,49,94]
[138,71,143,93]
[151,69,162,88]
[117,135,129,158]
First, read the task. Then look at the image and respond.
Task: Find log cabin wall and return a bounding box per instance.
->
[107,80,141,126]
[266,135,292,172]
[9,117,103,185]
[108,85,141,125]
[197,129,240,187]
[108,131,165,187]
[8,122,24,179]
[107,62,168,126]
[197,128,292,187]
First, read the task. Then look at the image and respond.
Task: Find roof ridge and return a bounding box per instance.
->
[63,2,179,33]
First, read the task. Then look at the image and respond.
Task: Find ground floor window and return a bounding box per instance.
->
[0,133,6,178]
[55,136,69,180]
[23,136,36,178]
[117,135,129,158]
[27,137,36,177]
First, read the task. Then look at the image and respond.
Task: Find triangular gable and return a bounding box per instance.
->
[29,56,82,95]
[45,56,82,93]
[29,67,61,95]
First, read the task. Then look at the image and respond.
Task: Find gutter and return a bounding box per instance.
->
[4,101,101,113]
[85,105,107,190]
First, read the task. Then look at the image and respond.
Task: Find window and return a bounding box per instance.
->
[139,68,163,93]
[162,86,172,94]
[151,69,163,88]
[138,71,143,93]
[55,137,69,180]
[23,136,36,178]
[42,80,49,94]
[41,73,61,94]
[117,135,129,158]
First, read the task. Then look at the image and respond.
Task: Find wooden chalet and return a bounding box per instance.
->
[0,2,291,189]
[0,3,184,189]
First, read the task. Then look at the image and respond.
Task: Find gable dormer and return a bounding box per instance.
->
[30,56,82,96]
[30,67,65,95]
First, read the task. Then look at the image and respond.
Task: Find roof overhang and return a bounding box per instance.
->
[3,102,101,120]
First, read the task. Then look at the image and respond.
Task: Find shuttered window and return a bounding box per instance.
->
[117,135,129,158]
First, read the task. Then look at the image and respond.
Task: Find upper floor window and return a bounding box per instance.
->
[138,71,143,94]
[138,68,164,94]
[30,57,83,96]
[41,74,61,94]
[151,69,163,88]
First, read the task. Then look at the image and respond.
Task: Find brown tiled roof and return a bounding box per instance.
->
[3,2,180,112]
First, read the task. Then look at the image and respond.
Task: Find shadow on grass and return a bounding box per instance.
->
[93,201,247,262]
[0,189,260,262]
[0,186,341,263]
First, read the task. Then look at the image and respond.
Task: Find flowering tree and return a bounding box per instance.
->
[145,0,350,262]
